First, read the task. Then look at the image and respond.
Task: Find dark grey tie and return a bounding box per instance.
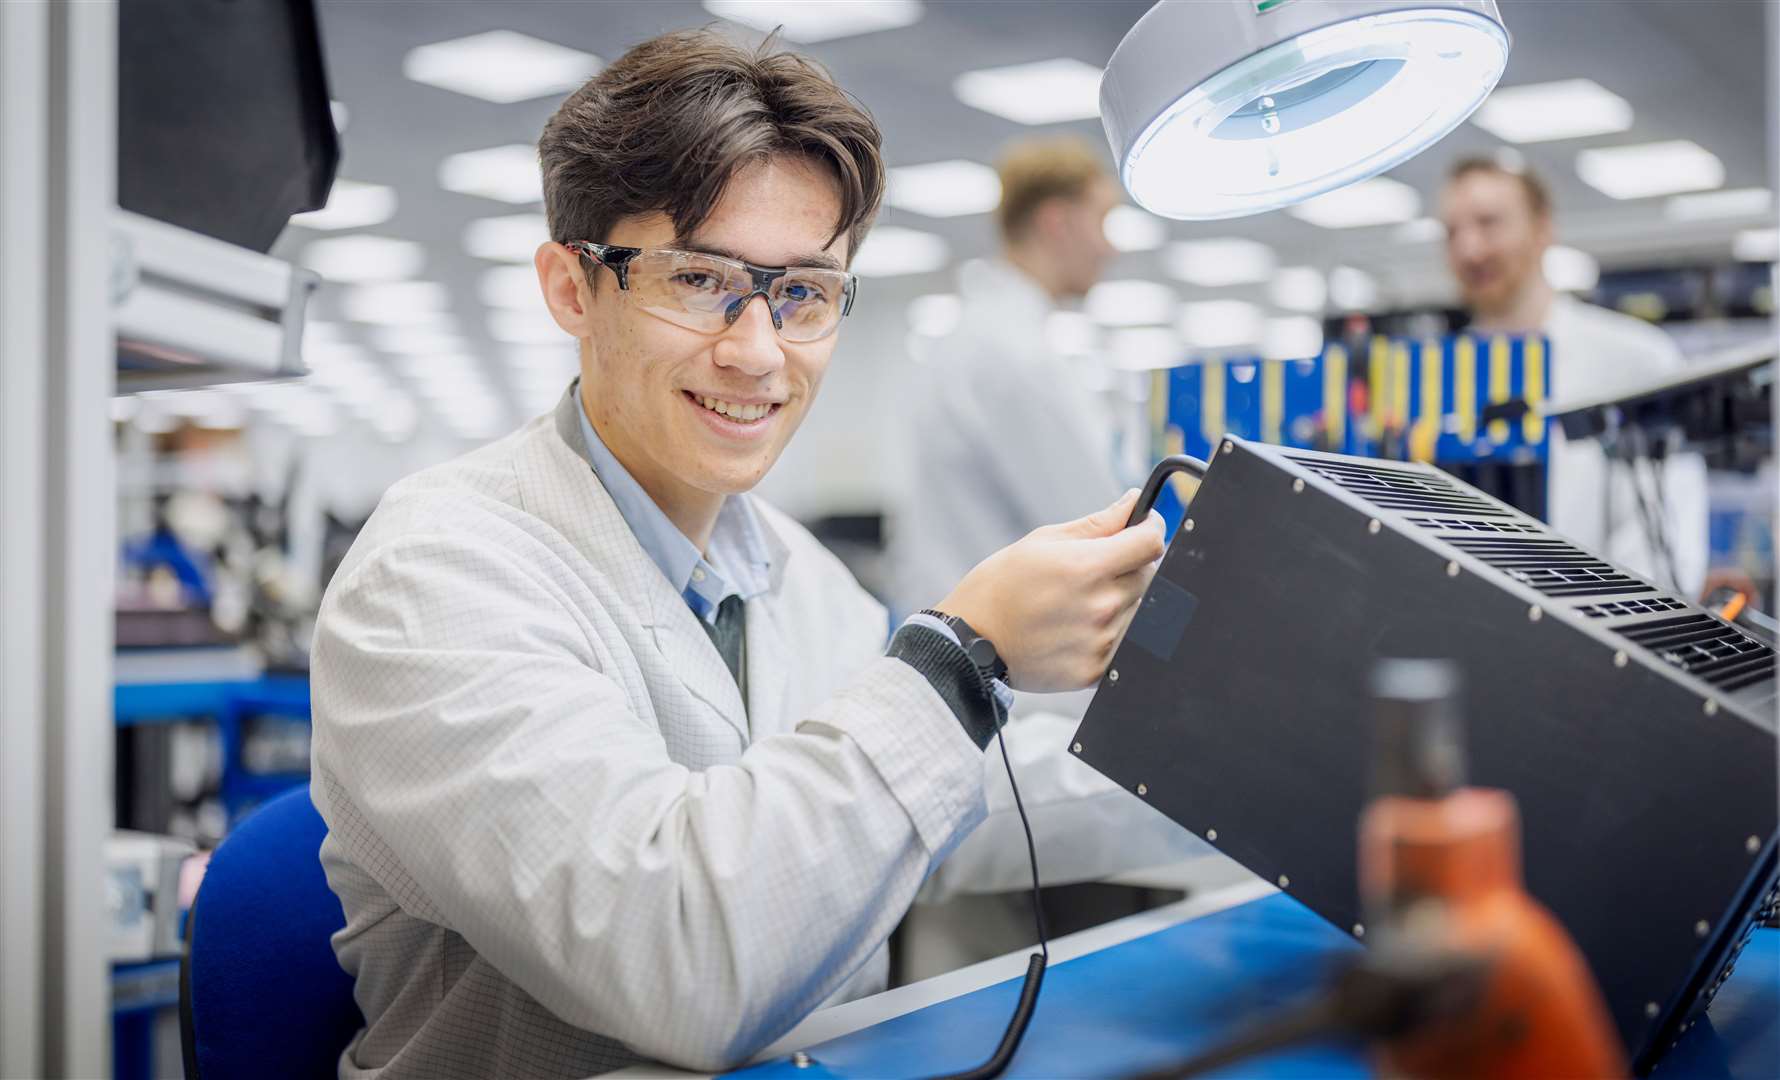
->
[701,594,747,713]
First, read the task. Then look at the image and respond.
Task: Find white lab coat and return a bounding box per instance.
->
[309,389,1195,1078]
[891,260,1127,622]
[1545,295,1709,595]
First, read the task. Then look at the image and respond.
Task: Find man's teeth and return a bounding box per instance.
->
[695,395,774,421]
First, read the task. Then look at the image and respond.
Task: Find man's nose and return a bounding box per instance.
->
[713,293,787,378]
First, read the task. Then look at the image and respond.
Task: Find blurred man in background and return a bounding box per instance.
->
[893,136,1130,627]
[1440,156,1707,595]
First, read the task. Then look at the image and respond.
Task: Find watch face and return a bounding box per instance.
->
[966,637,999,669]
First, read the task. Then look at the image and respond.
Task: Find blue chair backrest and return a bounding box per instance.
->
[181,785,364,1080]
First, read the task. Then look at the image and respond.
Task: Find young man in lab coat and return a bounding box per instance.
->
[1440,157,1707,594]
[308,30,1193,1079]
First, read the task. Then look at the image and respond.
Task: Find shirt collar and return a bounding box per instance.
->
[570,381,773,623]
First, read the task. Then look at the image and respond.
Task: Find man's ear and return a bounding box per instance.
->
[536,242,598,336]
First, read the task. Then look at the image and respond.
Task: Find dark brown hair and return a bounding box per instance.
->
[1446,155,1553,219]
[994,135,1109,243]
[539,28,884,268]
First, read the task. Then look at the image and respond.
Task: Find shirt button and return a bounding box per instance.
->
[691,568,707,583]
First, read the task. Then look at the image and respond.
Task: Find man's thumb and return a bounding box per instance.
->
[1060,489,1140,538]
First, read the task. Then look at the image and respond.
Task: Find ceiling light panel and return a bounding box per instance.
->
[1163,238,1275,287]
[374,326,467,355]
[1393,217,1445,243]
[1666,187,1773,222]
[886,160,1001,218]
[301,235,424,284]
[404,30,601,104]
[1104,206,1167,252]
[1109,327,1184,370]
[341,281,452,325]
[489,308,568,345]
[1269,267,1326,313]
[1543,246,1600,292]
[1470,78,1633,144]
[1329,266,1379,311]
[850,226,949,277]
[907,293,963,338]
[439,144,543,205]
[1576,140,1724,200]
[1733,228,1778,263]
[464,214,551,262]
[1086,280,1179,327]
[1263,316,1324,361]
[1286,177,1421,229]
[290,179,397,231]
[1178,300,1262,350]
[703,0,923,43]
[954,58,1104,125]
[480,265,546,310]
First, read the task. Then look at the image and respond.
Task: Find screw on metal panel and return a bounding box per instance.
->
[1222,441,1234,455]
[1367,518,1381,534]
[1278,874,1290,888]
[1614,651,1628,668]
[1108,668,1120,683]
[1695,920,1711,938]
[1072,742,1083,753]
[1445,561,1460,577]
[1353,923,1365,938]
[1206,828,1218,841]
[1527,606,1542,622]
[1748,835,1762,854]
[1183,518,1195,532]
[1137,783,1148,796]
[1292,478,1305,493]
[793,1051,813,1068]
[1704,699,1719,716]
[1645,1002,1661,1019]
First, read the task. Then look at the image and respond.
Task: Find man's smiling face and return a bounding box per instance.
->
[565,155,850,514]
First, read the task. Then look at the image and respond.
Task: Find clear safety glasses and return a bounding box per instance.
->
[566,241,858,343]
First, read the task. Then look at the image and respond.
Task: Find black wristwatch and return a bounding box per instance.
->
[920,609,1009,684]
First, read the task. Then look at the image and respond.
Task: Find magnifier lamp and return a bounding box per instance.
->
[1101,0,1510,221]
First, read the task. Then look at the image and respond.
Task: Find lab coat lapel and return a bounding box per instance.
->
[743,592,794,740]
[529,386,750,742]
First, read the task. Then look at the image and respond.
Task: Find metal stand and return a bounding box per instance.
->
[1,2,118,1075]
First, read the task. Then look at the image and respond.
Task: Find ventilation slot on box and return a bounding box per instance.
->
[1575,597,1688,619]
[1618,614,1776,692]
[1447,536,1654,598]
[1404,515,1542,535]
[1285,457,1511,516]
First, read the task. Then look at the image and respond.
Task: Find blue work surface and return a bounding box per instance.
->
[732,894,1780,1079]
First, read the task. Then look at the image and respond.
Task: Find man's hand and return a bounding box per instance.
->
[936,489,1166,693]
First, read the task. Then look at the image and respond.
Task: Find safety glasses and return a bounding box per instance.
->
[566,241,858,343]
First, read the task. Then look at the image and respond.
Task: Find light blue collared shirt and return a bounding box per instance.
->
[576,395,772,625]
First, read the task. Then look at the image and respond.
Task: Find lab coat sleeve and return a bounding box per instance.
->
[916,709,1210,902]
[309,529,988,1072]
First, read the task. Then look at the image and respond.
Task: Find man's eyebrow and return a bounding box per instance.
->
[674,238,845,272]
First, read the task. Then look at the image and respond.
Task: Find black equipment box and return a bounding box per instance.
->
[1072,438,1778,1072]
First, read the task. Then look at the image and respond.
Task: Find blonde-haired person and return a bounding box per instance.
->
[893,135,1132,639]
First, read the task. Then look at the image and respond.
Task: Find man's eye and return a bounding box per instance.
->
[673,271,721,291]
[784,281,826,303]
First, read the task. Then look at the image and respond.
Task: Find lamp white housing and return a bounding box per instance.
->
[1101,0,1509,220]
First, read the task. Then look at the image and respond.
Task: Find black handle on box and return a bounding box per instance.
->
[1126,454,1210,528]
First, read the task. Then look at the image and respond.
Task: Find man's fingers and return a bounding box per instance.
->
[1082,509,1166,575]
[1055,489,1141,539]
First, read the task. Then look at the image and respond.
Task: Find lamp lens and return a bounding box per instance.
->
[1123,10,1508,220]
